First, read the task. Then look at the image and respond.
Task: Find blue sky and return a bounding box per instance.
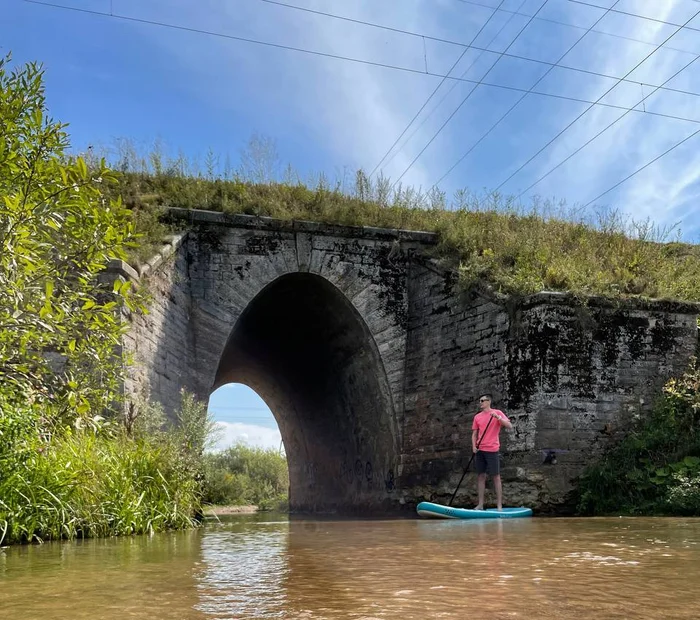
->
[209,384,282,451]
[6,0,700,447]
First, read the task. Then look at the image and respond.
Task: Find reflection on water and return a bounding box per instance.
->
[2,513,700,619]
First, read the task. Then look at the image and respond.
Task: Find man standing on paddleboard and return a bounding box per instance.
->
[472,393,512,511]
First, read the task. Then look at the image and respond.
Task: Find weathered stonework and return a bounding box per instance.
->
[120,210,700,514]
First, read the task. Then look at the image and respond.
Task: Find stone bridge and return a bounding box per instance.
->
[111,210,699,514]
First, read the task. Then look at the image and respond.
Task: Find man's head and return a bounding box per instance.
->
[479,393,492,411]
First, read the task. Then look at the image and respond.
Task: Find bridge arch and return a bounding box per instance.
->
[213,272,400,513]
[122,215,700,514]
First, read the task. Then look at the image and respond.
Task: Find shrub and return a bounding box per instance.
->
[202,444,288,510]
[0,54,141,426]
[576,358,700,516]
[0,56,215,544]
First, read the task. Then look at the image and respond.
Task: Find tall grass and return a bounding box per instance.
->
[92,136,700,302]
[0,390,216,545]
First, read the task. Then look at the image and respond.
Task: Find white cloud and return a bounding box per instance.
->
[121,0,700,234]
[516,0,700,233]
[213,421,283,451]
[128,0,494,188]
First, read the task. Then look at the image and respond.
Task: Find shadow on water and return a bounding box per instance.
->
[0,529,206,619]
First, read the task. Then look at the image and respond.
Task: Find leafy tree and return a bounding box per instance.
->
[0,55,139,426]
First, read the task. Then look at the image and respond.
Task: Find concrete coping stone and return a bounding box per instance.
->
[106,232,189,283]
[517,290,700,315]
[164,207,439,245]
[105,259,139,282]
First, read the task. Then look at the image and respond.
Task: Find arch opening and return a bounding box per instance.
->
[207,383,283,453]
[213,273,399,513]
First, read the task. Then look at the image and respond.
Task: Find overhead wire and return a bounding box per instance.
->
[493,4,700,193]
[375,0,528,177]
[453,0,698,58]
[567,0,700,35]
[25,0,700,210]
[261,0,700,179]
[22,0,700,130]
[259,0,700,104]
[430,0,621,189]
[366,0,509,179]
[517,52,700,198]
[581,126,700,208]
[390,0,553,188]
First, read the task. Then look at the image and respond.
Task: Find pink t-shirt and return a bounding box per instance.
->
[472,409,507,452]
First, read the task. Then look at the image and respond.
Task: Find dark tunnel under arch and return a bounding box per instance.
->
[213,272,400,513]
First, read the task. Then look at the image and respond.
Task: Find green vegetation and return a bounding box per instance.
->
[576,359,700,516]
[104,136,700,303]
[4,49,700,541]
[0,56,217,545]
[203,444,289,512]
[0,391,215,545]
[0,56,139,424]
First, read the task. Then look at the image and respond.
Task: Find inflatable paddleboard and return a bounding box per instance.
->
[416,501,532,519]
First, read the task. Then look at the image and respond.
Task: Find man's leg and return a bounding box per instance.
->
[493,474,502,511]
[476,473,486,509]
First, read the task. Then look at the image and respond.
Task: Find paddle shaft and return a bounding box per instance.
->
[448,414,495,506]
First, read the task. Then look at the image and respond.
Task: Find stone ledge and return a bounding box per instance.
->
[418,259,700,316]
[164,207,439,245]
[516,290,700,315]
[132,232,188,280]
[103,259,139,282]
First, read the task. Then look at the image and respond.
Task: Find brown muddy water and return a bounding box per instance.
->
[1,513,700,619]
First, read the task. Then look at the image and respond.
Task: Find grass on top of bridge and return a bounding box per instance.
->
[103,139,700,303]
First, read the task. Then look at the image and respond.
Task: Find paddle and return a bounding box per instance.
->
[447,414,494,506]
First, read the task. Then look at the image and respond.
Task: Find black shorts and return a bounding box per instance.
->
[475,450,500,475]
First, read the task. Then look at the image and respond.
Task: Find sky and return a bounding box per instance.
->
[209,384,282,452]
[6,0,700,447]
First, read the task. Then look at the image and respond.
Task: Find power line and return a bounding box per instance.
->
[23,1,700,131]
[453,0,698,58]
[582,126,700,208]
[259,0,700,104]
[390,0,552,188]
[494,5,700,192]
[367,0,509,178]
[567,0,700,36]
[257,0,700,182]
[374,0,527,177]
[518,52,700,197]
[430,0,621,189]
[17,0,557,95]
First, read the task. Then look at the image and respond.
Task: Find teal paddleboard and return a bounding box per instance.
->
[416,501,532,519]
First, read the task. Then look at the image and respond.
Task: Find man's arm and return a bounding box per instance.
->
[472,429,479,452]
[491,410,513,430]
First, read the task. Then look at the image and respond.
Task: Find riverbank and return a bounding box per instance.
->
[0,393,213,546]
[203,505,258,516]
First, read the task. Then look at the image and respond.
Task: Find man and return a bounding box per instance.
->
[472,393,512,511]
